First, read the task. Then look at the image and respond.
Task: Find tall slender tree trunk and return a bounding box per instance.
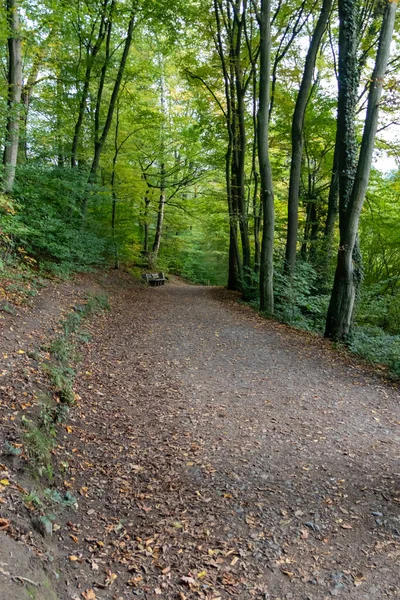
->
[3,0,22,194]
[71,61,92,169]
[151,163,166,257]
[325,0,397,341]
[251,70,261,272]
[142,190,150,256]
[90,7,136,179]
[71,0,109,168]
[258,0,275,314]
[56,75,65,167]
[284,0,332,276]
[322,143,339,270]
[111,105,120,269]
[226,143,242,290]
[235,95,251,291]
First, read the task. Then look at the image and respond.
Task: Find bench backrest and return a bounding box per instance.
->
[142,272,165,281]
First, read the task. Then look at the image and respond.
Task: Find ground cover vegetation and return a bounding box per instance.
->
[0,0,400,372]
[3,291,109,526]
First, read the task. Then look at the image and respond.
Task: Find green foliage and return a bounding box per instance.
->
[84,293,110,314]
[9,166,108,273]
[61,311,82,336]
[349,326,400,376]
[45,293,109,406]
[44,488,77,507]
[23,490,43,509]
[44,363,76,406]
[22,415,55,479]
[273,261,329,332]
[48,336,78,363]
[3,440,22,456]
[356,281,400,335]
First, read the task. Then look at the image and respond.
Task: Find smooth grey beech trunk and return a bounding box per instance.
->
[3,0,22,194]
[325,0,398,341]
[284,0,333,276]
[258,0,275,314]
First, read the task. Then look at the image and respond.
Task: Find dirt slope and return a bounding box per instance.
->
[1,272,400,600]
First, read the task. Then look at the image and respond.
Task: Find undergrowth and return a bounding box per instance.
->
[243,260,400,378]
[22,293,110,482]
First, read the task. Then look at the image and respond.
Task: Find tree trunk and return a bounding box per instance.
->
[3,0,22,194]
[325,0,397,341]
[111,111,119,269]
[258,0,275,314]
[56,75,65,167]
[228,225,241,290]
[226,143,242,290]
[151,163,166,258]
[322,143,339,270]
[142,191,150,256]
[284,0,332,276]
[300,199,312,259]
[71,0,109,168]
[90,7,136,179]
[251,70,261,272]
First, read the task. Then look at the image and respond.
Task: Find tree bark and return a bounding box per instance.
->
[214,0,242,290]
[284,0,332,276]
[151,163,166,257]
[325,0,397,341]
[258,0,275,314]
[3,0,22,194]
[71,1,109,168]
[142,190,150,256]
[251,69,261,272]
[90,5,136,179]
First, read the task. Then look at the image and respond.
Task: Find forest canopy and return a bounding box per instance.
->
[1,0,400,372]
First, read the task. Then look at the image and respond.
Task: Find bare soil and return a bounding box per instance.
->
[1,271,400,600]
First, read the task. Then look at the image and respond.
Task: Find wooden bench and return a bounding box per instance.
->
[142,272,166,286]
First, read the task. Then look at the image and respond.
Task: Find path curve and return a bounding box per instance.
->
[60,276,400,599]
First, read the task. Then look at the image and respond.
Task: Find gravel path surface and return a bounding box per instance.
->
[56,275,400,600]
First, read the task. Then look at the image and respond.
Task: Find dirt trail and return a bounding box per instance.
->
[1,273,400,600]
[58,275,399,600]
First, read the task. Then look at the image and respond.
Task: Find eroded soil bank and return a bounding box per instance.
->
[1,271,399,599]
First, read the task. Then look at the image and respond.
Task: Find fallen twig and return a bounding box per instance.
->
[11,575,40,587]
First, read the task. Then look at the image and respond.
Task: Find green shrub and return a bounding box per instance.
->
[10,165,108,273]
[84,293,110,315]
[274,261,329,332]
[349,326,400,376]
[22,416,54,478]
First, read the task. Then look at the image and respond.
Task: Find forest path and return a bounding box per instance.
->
[56,273,400,600]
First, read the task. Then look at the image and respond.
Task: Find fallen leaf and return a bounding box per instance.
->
[341,523,352,529]
[127,575,143,586]
[0,518,10,530]
[197,570,207,579]
[281,570,294,578]
[0,479,10,486]
[300,528,309,540]
[82,590,96,600]
[105,571,117,586]
[353,573,366,587]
